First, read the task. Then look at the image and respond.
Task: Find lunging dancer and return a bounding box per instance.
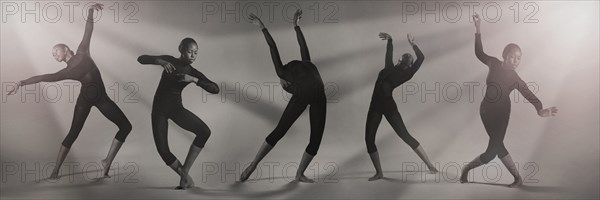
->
[365,32,438,181]
[7,3,132,179]
[239,10,327,183]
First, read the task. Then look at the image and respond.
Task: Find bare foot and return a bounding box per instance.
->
[49,171,60,180]
[368,173,383,181]
[239,164,256,182]
[179,174,195,189]
[428,167,439,174]
[101,159,111,178]
[459,171,469,183]
[508,176,523,188]
[186,175,195,188]
[295,175,315,183]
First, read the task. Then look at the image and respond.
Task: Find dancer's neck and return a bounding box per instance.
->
[64,53,73,63]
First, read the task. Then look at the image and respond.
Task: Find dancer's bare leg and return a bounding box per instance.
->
[240,142,273,182]
[500,154,523,188]
[413,145,438,173]
[368,152,384,181]
[178,145,202,188]
[295,152,315,183]
[101,139,123,178]
[50,145,70,179]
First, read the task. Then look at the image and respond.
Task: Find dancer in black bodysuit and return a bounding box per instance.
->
[137,38,219,189]
[239,10,327,183]
[460,13,558,188]
[365,33,438,181]
[6,4,131,179]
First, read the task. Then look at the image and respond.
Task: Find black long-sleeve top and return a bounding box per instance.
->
[20,9,106,101]
[475,33,543,111]
[137,55,219,96]
[371,39,425,99]
[262,26,325,99]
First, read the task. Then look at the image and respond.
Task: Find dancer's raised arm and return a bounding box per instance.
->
[293,9,310,61]
[78,3,103,55]
[379,32,393,68]
[406,34,424,75]
[249,14,290,81]
[473,13,494,65]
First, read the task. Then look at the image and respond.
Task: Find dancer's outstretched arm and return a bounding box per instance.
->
[21,68,72,85]
[516,78,558,117]
[517,78,543,112]
[293,9,310,61]
[137,55,177,73]
[77,3,103,55]
[7,4,103,96]
[248,14,291,81]
[473,13,494,65]
[378,32,393,68]
[7,68,73,95]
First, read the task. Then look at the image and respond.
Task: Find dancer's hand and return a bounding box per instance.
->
[537,106,558,117]
[90,3,104,11]
[248,13,265,29]
[293,9,302,27]
[472,13,481,33]
[379,32,392,40]
[6,82,20,95]
[156,58,176,73]
[407,34,416,46]
[177,74,198,83]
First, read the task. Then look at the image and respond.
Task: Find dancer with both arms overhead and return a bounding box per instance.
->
[137,38,219,189]
[460,13,558,188]
[239,10,327,183]
[7,3,131,180]
[365,32,438,181]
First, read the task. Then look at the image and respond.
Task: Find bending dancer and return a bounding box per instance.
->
[137,38,219,189]
[460,13,558,188]
[239,10,327,183]
[7,4,131,179]
[365,32,438,181]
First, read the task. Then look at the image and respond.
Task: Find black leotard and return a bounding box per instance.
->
[369,39,424,113]
[365,39,424,154]
[475,33,543,163]
[137,55,219,165]
[263,27,326,103]
[21,28,106,105]
[261,26,326,156]
[19,11,131,148]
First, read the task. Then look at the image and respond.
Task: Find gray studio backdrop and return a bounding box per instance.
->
[1,1,598,199]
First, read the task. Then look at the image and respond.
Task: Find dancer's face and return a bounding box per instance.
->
[52,46,68,62]
[180,43,198,64]
[504,49,522,69]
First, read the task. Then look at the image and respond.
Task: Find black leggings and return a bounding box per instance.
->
[265,98,326,156]
[62,95,132,148]
[365,103,420,154]
[478,103,511,163]
[152,102,211,165]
